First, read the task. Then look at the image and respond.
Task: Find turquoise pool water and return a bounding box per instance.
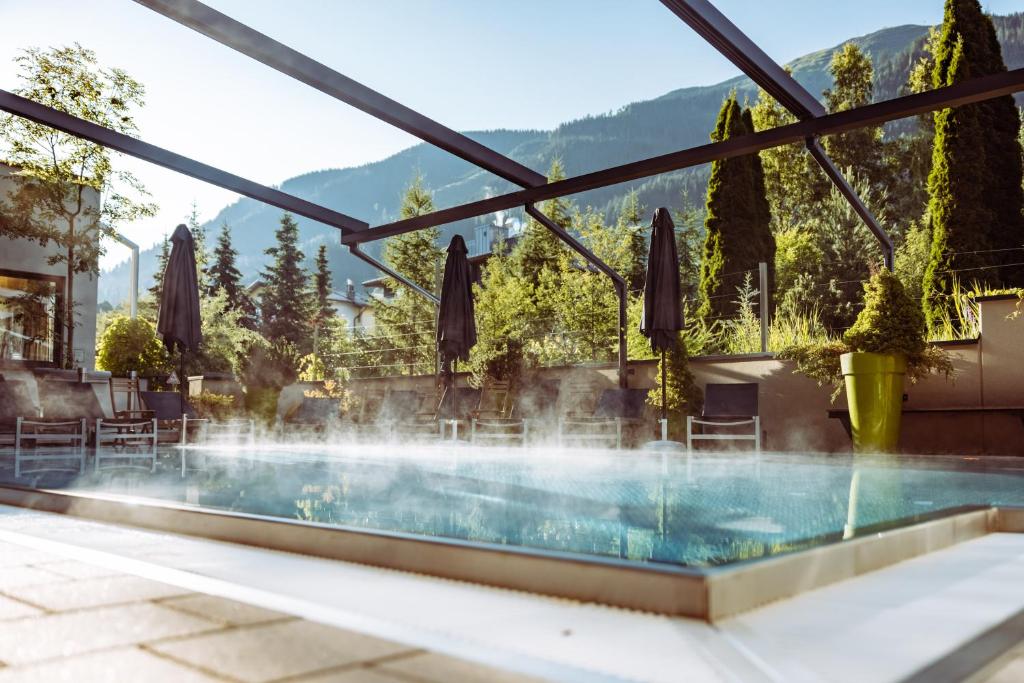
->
[3,446,1023,567]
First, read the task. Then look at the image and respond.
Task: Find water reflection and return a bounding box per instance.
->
[1,448,1022,567]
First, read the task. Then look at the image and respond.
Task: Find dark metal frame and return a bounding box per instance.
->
[3,0,1024,384]
[660,0,893,268]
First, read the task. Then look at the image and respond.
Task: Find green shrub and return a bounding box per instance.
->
[95,316,171,377]
[844,269,925,357]
[191,391,238,420]
[779,269,953,399]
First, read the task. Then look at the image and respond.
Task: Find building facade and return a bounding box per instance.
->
[0,164,100,370]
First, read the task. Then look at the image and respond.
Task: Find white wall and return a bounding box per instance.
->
[0,164,100,369]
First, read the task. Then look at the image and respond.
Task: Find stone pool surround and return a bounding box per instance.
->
[1,482,1022,622]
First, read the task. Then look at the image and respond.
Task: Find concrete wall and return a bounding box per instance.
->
[345,296,1024,456]
[0,164,100,370]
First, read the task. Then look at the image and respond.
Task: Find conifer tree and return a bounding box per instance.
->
[923,0,1024,331]
[207,221,256,329]
[697,95,774,321]
[260,213,314,351]
[313,244,335,325]
[186,202,209,291]
[617,190,647,293]
[372,176,442,374]
[512,159,570,281]
[148,236,170,301]
[823,43,885,188]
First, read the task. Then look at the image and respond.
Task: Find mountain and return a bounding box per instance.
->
[98,14,1024,306]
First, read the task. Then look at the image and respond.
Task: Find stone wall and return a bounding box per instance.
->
[345,296,1024,455]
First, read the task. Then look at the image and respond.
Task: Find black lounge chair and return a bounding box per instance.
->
[283,396,342,436]
[1,378,86,477]
[470,379,560,446]
[558,388,650,449]
[351,388,419,440]
[686,383,760,452]
[136,391,207,445]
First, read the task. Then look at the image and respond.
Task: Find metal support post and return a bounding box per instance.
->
[759,261,768,353]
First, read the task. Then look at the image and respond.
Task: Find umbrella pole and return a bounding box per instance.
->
[180,348,186,418]
[661,348,668,441]
[452,359,458,441]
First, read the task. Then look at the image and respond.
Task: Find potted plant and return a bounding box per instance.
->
[780,269,953,452]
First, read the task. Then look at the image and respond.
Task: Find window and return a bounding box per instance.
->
[0,270,62,365]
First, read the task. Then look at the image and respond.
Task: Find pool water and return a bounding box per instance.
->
[4,446,1024,567]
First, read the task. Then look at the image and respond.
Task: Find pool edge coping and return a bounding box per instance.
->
[0,484,1019,622]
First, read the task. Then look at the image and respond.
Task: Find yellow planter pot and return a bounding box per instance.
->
[840,352,906,453]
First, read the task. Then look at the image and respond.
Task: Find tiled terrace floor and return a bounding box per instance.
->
[0,537,541,682]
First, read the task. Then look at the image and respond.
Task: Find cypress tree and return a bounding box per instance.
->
[923,0,1024,332]
[617,190,647,293]
[207,221,257,329]
[697,95,774,321]
[260,213,314,351]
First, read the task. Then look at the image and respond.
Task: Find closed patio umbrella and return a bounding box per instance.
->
[437,234,477,434]
[640,208,683,442]
[157,223,203,415]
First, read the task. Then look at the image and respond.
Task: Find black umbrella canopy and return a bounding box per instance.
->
[437,234,477,364]
[157,223,203,353]
[640,207,683,352]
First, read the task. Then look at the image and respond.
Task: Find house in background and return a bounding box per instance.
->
[329,279,373,333]
[0,163,100,370]
[467,212,521,283]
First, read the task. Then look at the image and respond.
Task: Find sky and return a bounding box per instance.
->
[0,0,1022,270]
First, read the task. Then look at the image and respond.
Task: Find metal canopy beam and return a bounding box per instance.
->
[0,89,368,235]
[134,0,546,190]
[341,68,1024,244]
[807,139,894,268]
[658,0,894,268]
[525,205,628,387]
[659,0,824,119]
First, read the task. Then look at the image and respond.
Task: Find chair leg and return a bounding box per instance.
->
[754,416,762,454]
[14,417,22,478]
[615,418,622,450]
[686,416,693,454]
[522,419,529,447]
[470,419,476,444]
[80,419,86,472]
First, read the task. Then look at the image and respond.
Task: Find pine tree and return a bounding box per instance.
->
[697,95,774,321]
[923,0,1024,331]
[512,159,570,281]
[372,176,442,375]
[186,202,209,291]
[260,213,314,351]
[313,244,334,324]
[207,221,256,329]
[822,43,885,188]
[617,190,647,293]
[148,236,170,300]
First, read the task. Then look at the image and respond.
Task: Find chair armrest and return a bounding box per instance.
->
[116,409,156,420]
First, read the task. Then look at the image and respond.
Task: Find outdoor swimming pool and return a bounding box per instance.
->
[3,445,1023,568]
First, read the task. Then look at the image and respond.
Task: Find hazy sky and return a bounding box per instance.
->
[0,0,1021,269]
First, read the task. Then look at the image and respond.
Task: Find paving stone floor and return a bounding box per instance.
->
[0,539,542,683]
